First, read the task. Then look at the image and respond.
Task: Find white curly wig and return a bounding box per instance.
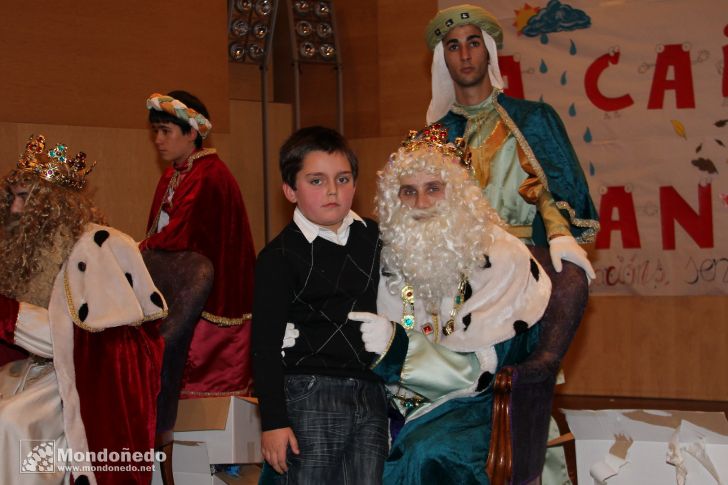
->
[376,145,504,312]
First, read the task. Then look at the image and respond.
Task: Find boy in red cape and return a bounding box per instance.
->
[141,91,256,462]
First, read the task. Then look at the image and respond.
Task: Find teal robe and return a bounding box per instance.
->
[438,92,599,246]
[373,324,541,485]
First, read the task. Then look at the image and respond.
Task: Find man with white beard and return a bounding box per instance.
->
[347,125,552,485]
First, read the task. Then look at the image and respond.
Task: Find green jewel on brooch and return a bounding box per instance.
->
[395,394,424,410]
[401,314,415,329]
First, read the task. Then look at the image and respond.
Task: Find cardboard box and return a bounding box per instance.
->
[563,409,728,484]
[151,441,228,485]
[173,396,263,465]
[151,396,262,485]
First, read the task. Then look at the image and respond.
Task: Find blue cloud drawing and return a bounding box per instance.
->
[522,0,591,37]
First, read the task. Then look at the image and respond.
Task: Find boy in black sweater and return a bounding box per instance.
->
[252,126,387,484]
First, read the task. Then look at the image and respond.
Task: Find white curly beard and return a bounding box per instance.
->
[377,147,505,314]
[382,198,485,313]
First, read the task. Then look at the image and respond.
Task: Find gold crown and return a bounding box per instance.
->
[17,135,96,190]
[401,123,472,169]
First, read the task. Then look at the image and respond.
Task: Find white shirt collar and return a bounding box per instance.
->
[293,207,365,246]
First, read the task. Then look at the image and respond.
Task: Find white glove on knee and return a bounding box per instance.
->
[549,235,596,283]
[281,322,299,357]
[348,311,393,355]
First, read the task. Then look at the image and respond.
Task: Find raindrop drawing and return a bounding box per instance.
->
[583,127,593,143]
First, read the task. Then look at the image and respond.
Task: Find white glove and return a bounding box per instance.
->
[549,235,596,283]
[281,322,299,357]
[348,311,393,355]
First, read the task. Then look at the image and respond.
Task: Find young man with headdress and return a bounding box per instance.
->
[345,126,551,484]
[424,4,599,282]
[141,91,257,457]
[0,135,167,485]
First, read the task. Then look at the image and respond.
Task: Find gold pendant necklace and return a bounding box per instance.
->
[444,276,467,335]
[400,286,415,329]
[400,275,468,336]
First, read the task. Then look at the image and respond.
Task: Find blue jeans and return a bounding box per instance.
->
[260,374,388,485]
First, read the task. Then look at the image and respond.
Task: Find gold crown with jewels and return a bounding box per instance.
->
[17,135,96,190]
[401,123,472,169]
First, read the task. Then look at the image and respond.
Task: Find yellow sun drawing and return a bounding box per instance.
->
[514,3,541,35]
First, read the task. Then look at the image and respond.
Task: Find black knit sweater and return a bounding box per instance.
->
[251,219,381,430]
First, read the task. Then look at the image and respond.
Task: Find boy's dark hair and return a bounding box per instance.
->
[279,126,358,189]
[148,90,210,149]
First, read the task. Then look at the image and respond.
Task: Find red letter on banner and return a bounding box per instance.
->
[499,55,525,99]
[584,50,634,112]
[660,184,713,249]
[648,44,695,109]
[595,187,641,249]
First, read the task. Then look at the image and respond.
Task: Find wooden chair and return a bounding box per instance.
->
[486,246,588,484]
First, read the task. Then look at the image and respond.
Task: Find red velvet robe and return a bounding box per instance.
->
[73,323,163,484]
[140,150,256,396]
[0,295,23,366]
[0,294,163,485]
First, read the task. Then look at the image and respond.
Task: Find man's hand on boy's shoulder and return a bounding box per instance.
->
[262,427,300,474]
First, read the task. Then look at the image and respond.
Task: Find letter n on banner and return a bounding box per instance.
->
[660,183,713,250]
[595,186,641,249]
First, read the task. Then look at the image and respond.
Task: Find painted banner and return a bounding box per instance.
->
[440,0,728,295]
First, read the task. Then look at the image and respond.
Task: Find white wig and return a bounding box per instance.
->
[376,145,504,310]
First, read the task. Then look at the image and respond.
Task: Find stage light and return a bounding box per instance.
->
[288,0,338,63]
[319,43,335,60]
[316,22,332,39]
[286,0,343,131]
[229,43,246,62]
[228,0,278,64]
[231,19,250,37]
[235,0,252,12]
[296,20,312,36]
